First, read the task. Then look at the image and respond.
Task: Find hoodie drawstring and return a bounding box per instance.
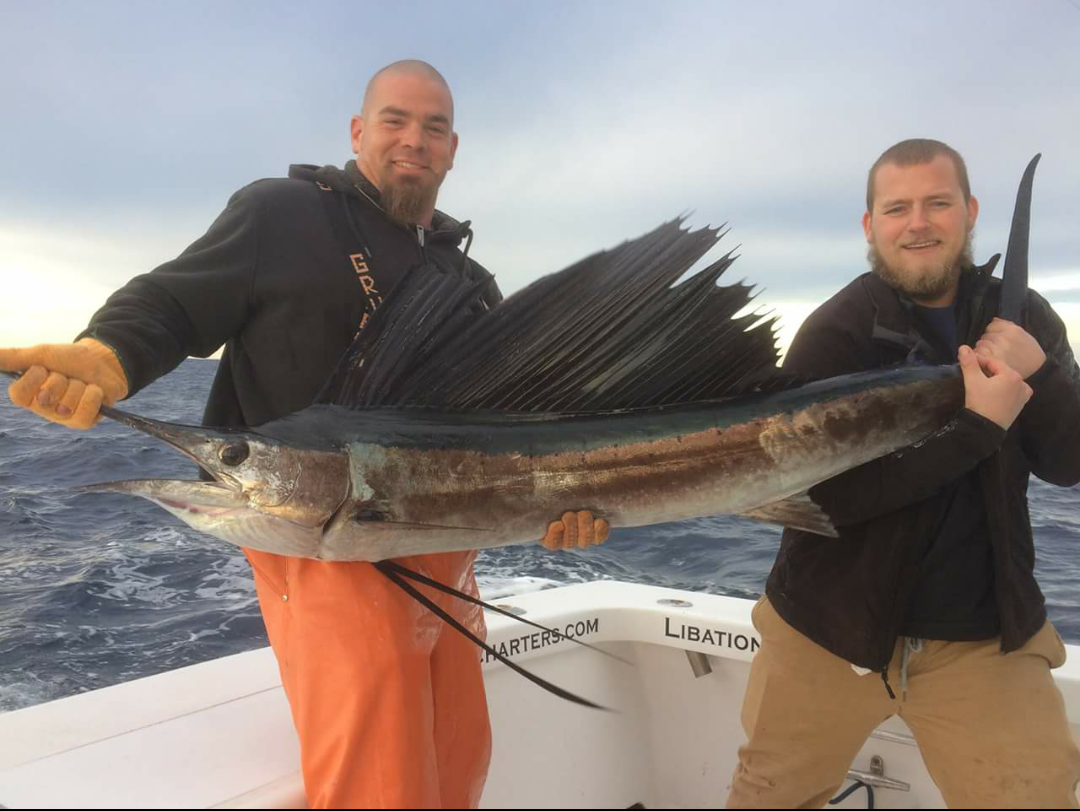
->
[899,636,923,700]
[321,173,501,312]
[461,227,474,267]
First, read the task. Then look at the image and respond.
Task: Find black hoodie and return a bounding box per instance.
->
[765,267,1080,682]
[80,161,500,429]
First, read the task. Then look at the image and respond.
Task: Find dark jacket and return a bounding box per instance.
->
[765,264,1080,675]
[79,161,500,429]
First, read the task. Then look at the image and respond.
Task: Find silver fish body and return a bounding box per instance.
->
[91,364,963,561]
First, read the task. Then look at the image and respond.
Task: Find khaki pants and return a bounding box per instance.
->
[727,597,1080,809]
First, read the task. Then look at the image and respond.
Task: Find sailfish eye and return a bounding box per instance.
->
[219,441,250,467]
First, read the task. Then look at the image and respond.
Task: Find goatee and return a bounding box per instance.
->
[382,180,433,227]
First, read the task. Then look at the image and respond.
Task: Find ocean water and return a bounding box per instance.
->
[1,359,1077,713]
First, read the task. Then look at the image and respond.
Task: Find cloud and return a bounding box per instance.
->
[0,219,198,347]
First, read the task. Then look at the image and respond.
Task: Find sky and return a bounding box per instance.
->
[1,0,1078,359]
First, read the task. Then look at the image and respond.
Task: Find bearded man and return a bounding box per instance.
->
[0,59,608,809]
[725,138,1080,808]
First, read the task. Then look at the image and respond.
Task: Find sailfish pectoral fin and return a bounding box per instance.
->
[738,491,839,537]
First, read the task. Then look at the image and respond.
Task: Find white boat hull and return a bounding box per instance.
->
[2,580,1079,808]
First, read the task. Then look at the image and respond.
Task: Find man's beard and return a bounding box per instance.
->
[868,229,975,302]
[381,178,435,227]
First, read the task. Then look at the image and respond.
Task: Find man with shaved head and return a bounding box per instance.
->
[0,60,608,808]
[356,60,457,228]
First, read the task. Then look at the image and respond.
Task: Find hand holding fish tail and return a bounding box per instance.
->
[959,344,1032,430]
[541,510,610,550]
[974,317,1047,380]
[0,338,128,429]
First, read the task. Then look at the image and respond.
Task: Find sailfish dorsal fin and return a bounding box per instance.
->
[317,219,786,412]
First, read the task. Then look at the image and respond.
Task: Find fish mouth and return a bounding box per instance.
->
[82,407,250,504]
[79,478,248,513]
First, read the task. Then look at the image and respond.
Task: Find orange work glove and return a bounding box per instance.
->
[0,338,129,430]
[541,510,610,550]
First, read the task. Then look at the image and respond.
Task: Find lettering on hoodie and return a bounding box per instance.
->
[350,251,382,333]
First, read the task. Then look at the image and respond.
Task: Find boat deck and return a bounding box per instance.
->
[3,581,1079,808]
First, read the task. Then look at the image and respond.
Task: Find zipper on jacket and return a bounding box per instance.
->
[415,223,430,263]
[983,455,1015,649]
[880,668,896,699]
[877,508,936,696]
